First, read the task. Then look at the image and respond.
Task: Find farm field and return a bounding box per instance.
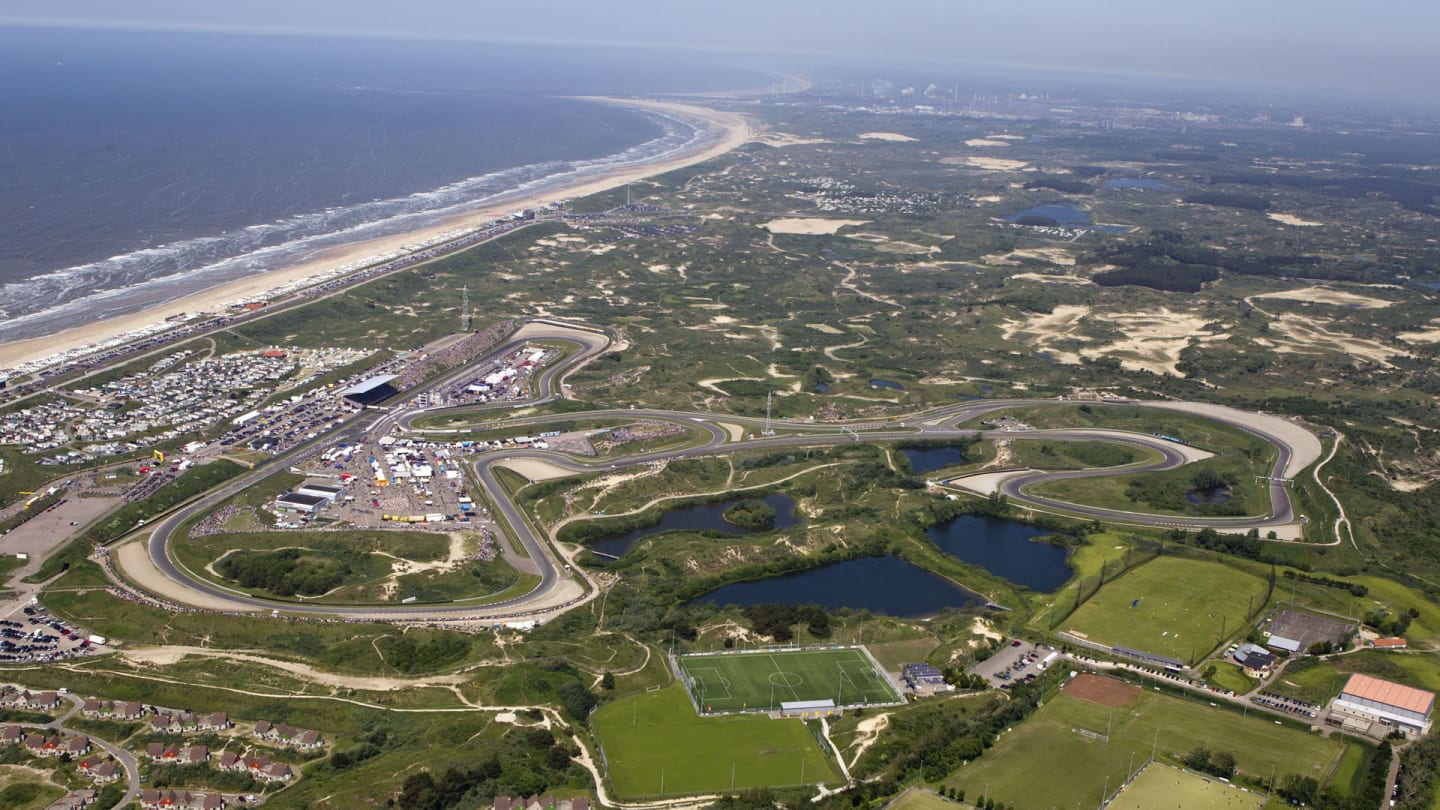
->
[1111,763,1263,810]
[592,684,839,798]
[676,647,900,713]
[944,676,1352,810]
[885,789,959,810]
[1065,556,1269,663]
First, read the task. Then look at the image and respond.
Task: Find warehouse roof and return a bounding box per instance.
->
[338,375,399,396]
[1341,673,1435,715]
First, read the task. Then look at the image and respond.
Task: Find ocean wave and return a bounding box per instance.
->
[0,106,701,343]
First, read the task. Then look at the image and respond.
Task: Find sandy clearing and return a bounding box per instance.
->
[965,138,1011,147]
[762,217,869,235]
[1088,309,1227,377]
[496,459,578,482]
[847,712,891,768]
[1397,325,1440,344]
[1008,272,1091,285]
[947,470,1035,495]
[1000,304,1092,343]
[710,315,737,325]
[984,247,1077,266]
[1267,213,1324,227]
[946,156,1030,171]
[1268,314,1406,367]
[753,132,832,147]
[806,323,845,335]
[716,423,747,442]
[858,132,917,142]
[115,540,266,612]
[971,617,1003,643]
[1251,286,1395,309]
[976,195,1005,203]
[1146,401,1322,477]
[0,97,751,373]
[989,134,1025,141]
[697,377,762,395]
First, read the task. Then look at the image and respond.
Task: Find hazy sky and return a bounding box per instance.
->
[6,0,1439,102]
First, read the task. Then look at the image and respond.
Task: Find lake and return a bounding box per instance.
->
[902,445,970,475]
[688,556,982,617]
[926,514,1072,592]
[586,493,802,558]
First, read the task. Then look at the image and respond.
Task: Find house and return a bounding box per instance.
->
[1373,637,1408,650]
[180,746,209,765]
[262,762,294,782]
[140,789,224,810]
[1233,644,1277,678]
[255,720,322,748]
[26,691,62,710]
[217,751,243,772]
[150,714,180,734]
[119,702,145,720]
[79,756,121,784]
[494,797,589,810]
[61,736,92,757]
[197,712,230,732]
[146,742,179,762]
[46,789,97,810]
[1,725,22,744]
[81,699,105,716]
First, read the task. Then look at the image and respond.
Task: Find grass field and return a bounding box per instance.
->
[677,648,899,713]
[944,686,1352,810]
[1111,763,1263,810]
[885,789,957,810]
[592,684,839,797]
[1065,557,1269,663]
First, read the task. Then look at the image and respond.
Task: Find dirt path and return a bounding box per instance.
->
[847,712,891,768]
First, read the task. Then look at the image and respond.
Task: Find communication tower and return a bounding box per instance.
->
[460,285,471,332]
[763,391,775,436]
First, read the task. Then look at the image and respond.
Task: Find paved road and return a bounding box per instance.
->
[14,693,142,810]
[127,322,1318,622]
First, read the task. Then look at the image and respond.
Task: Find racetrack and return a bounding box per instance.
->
[120,318,1327,622]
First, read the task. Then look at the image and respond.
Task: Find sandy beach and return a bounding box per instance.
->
[0,97,751,372]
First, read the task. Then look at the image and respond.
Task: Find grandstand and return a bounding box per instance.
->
[338,375,400,406]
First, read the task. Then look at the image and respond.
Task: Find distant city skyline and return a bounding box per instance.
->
[4,1,1439,105]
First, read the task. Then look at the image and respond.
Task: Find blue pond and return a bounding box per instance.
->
[869,379,906,391]
[1008,204,1128,233]
[927,515,1072,592]
[586,493,801,558]
[688,556,982,617]
[1104,177,1179,191]
[902,445,969,475]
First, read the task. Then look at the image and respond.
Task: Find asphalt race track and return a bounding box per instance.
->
[133,319,1322,622]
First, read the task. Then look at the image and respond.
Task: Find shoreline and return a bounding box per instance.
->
[0,97,751,373]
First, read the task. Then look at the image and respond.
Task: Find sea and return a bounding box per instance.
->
[0,26,767,345]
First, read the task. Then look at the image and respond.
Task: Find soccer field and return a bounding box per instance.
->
[1112,763,1263,810]
[592,684,838,797]
[677,647,900,713]
[1065,556,1268,663]
[944,686,1350,810]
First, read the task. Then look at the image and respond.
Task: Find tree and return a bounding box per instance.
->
[601,670,616,691]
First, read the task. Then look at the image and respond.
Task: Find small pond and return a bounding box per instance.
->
[586,493,801,558]
[926,515,1073,592]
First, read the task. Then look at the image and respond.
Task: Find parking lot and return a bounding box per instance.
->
[970,640,1056,688]
[0,600,103,664]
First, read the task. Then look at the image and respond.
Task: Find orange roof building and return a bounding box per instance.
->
[1373,638,1408,649]
[1334,673,1434,734]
